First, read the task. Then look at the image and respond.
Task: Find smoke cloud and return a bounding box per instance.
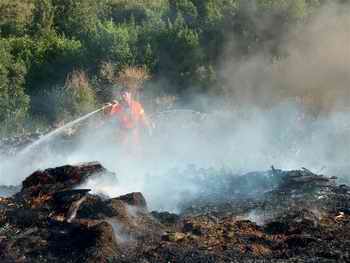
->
[1,2,350,213]
[219,2,350,113]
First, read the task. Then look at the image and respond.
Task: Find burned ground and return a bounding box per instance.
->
[0,161,349,262]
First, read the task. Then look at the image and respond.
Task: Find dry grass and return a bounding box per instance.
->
[99,62,116,84]
[251,243,272,256]
[65,70,90,90]
[116,66,150,94]
[63,69,96,115]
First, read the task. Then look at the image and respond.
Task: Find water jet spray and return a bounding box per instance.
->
[19,106,109,156]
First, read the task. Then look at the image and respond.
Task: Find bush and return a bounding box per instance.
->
[0,39,30,134]
[0,0,35,37]
[169,0,198,25]
[64,70,96,116]
[30,0,55,37]
[8,32,83,93]
[42,70,96,123]
[104,0,168,23]
[52,0,99,38]
[86,21,134,68]
[4,33,83,122]
[26,33,83,117]
[153,18,204,95]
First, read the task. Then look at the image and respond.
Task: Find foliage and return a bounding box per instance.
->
[152,19,204,95]
[0,0,344,135]
[41,70,96,123]
[0,39,30,133]
[0,0,35,37]
[52,0,99,38]
[85,21,134,68]
[169,0,198,25]
[63,70,96,116]
[30,0,55,36]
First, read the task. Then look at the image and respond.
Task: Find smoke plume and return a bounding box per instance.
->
[1,2,350,213]
[219,2,350,113]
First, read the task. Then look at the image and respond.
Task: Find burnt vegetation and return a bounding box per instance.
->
[0,161,350,262]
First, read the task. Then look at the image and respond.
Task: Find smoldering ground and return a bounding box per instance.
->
[1,103,350,212]
[1,2,350,212]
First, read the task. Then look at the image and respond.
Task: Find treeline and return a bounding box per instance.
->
[0,0,342,134]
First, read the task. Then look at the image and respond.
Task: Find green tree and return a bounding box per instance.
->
[169,0,198,25]
[13,32,84,119]
[0,0,35,37]
[52,0,99,39]
[154,18,203,95]
[0,39,30,133]
[86,21,134,68]
[30,0,55,37]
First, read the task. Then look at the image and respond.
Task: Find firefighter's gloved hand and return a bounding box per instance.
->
[103,102,113,114]
[104,100,118,107]
[103,102,113,108]
[103,100,119,111]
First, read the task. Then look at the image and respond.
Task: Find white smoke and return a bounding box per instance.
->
[1,2,350,212]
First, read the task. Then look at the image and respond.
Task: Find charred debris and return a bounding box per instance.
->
[0,160,350,263]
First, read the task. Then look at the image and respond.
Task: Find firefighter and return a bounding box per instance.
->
[104,87,151,152]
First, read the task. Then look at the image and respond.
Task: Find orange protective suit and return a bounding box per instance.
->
[106,100,147,152]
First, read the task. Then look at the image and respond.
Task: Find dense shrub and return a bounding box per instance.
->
[40,70,96,123]
[85,21,134,69]
[52,0,99,39]
[30,0,55,37]
[0,39,30,133]
[0,0,346,135]
[64,70,96,116]
[0,0,35,37]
